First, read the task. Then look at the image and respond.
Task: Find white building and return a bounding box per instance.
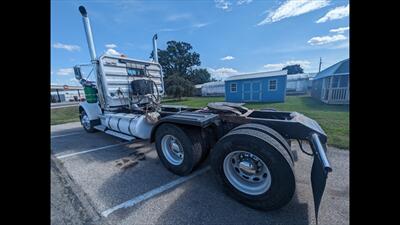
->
[50,85,85,103]
[286,73,317,95]
[199,81,225,96]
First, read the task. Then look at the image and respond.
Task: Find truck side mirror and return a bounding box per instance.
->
[74,66,82,80]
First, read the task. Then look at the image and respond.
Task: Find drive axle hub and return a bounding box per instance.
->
[223,151,272,195]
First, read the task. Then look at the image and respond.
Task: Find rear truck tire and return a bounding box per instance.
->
[155,123,203,176]
[232,123,294,164]
[211,128,295,211]
[183,127,210,165]
[79,110,96,133]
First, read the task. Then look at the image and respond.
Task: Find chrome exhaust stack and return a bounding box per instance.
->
[79,6,97,62]
[152,34,159,63]
[78,6,106,108]
[152,33,164,95]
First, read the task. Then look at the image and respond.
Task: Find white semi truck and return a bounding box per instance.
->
[74,6,332,222]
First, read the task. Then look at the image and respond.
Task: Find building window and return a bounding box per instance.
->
[230,83,237,92]
[268,80,277,91]
[332,76,340,88]
[339,75,349,88]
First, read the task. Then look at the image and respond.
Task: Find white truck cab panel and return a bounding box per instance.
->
[79,101,102,120]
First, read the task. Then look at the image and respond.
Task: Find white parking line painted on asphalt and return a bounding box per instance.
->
[51,105,79,109]
[55,142,128,159]
[51,132,83,139]
[101,166,212,217]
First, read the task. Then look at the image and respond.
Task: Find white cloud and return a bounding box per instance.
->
[67,78,81,86]
[329,26,349,34]
[328,41,349,49]
[166,13,192,21]
[221,56,235,61]
[237,0,253,5]
[257,0,330,25]
[308,34,347,45]
[159,28,180,32]
[56,68,74,76]
[215,0,232,11]
[263,63,285,71]
[263,60,311,71]
[316,4,349,23]
[105,43,117,48]
[207,67,238,80]
[53,43,80,51]
[105,48,122,56]
[193,23,209,28]
[160,23,210,33]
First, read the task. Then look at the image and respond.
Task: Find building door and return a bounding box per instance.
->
[243,82,251,101]
[321,77,331,101]
[242,82,261,101]
[251,82,261,101]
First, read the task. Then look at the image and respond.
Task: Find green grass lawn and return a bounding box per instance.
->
[51,106,80,125]
[51,95,349,149]
[163,96,349,149]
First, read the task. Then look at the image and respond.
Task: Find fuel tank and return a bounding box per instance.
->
[101,113,153,139]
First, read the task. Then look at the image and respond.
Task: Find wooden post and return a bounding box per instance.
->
[318,57,322,73]
[345,76,349,102]
[328,77,333,104]
[56,89,61,102]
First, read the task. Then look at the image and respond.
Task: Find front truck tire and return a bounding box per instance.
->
[211,128,295,211]
[79,110,96,133]
[155,123,203,176]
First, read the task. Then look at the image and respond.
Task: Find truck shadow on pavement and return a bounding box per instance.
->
[73,141,155,164]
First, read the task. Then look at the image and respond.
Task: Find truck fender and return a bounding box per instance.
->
[150,112,219,143]
[78,101,102,121]
[149,120,197,143]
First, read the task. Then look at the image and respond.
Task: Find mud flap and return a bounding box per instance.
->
[310,133,332,224]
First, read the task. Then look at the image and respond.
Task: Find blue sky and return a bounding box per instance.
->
[51,0,349,85]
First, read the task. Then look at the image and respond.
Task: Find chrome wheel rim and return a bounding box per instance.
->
[161,135,184,165]
[223,151,271,195]
[81,114,90,130]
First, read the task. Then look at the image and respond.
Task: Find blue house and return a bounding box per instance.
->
[311,58,349,104]
[224,70,288,103]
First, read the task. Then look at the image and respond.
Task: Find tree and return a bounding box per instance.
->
[151,41,201,78]
[150,40,207,98]
[187,68,211,85]
[164,73,194,99]
[282,64,304,74]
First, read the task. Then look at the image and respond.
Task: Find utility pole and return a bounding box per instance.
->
[318,57,322,73]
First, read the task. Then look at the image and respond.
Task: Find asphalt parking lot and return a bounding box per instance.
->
[51,122,349,225]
